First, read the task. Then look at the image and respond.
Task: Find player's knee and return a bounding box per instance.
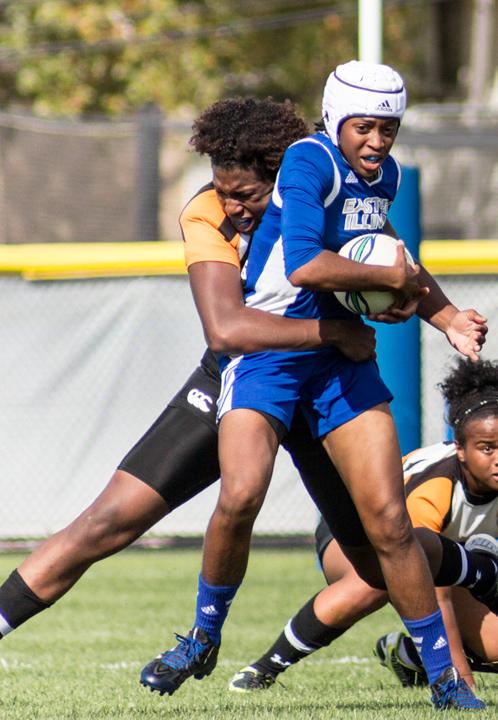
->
[216,483,266,527]
[364,502,413,555]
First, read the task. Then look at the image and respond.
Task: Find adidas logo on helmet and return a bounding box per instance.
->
[322,60,406,146]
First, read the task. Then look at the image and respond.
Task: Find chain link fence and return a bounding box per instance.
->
[0,270,496,540]
[0,104,496,244]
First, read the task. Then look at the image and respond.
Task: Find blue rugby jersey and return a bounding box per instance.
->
[243,131,401,321]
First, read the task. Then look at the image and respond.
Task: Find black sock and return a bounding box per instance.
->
[0,570,52,637]
[253,594,348,678]
[434,535,497,596]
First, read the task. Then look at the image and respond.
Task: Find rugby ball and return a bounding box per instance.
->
[334,233,415,315]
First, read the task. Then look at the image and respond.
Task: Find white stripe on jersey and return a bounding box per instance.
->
[403,441,456,475]
[393,157,402,193]
[272,138,342,209]
[271,169,283,208]
[239,232,250,265]
[245,236,300,316]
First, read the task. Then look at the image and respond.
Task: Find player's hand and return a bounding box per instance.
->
[368,286,430,324]
[445,309,488,361]
[325,318,376,362]
[389,241,421,297]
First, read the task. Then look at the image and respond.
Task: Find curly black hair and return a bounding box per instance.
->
[189,97,309,182]
[438,358,498,443]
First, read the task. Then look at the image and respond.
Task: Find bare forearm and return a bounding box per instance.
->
[189,261,376,362]
[436,587,475,688]
[416,265,457,330]
[289,249,397,292]
[205,306,348,354]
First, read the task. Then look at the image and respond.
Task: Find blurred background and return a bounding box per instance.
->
[0,0,497,541]
[0,0,496,242]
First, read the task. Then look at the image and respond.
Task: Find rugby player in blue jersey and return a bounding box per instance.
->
[149,61,488,710]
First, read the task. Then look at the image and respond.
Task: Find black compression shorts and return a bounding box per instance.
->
[315,515,335,566]
[118,349,369,545]
[118,359,221,511]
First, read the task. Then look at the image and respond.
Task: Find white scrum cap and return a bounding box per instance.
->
[322,60,406,146]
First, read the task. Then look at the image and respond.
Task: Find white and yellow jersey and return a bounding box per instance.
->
[404,441,498,542]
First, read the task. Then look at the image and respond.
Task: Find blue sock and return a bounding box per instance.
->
[402,609,452,685]
[194,573,240,645]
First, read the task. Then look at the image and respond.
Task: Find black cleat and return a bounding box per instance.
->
[374,631,428,687]
[140,627,219,696]
[228,666,277,693]
[464,644,498,675]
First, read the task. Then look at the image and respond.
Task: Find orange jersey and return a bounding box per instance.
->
[403,441,498,541]
[180,183,249,270]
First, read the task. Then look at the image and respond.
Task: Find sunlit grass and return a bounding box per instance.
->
[0,549,496,719]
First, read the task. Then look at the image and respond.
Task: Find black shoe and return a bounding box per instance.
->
[464,644,498,675]
[374,631,428,687]
[228,666,277,693]
[140,627,219,696]
[430,666,486,710]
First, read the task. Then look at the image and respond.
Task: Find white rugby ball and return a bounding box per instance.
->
[334,233,415,315]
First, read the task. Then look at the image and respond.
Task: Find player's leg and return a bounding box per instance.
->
[451,588,498,665]
[140,408,281,697]
[229,535,388,692]
[375,589,498,690]
[236,405,385,683]
[201,409,280,586]
[229,406,397,692]
[14,470,168,601]
[0,363,222,639]
[320,404,485,709]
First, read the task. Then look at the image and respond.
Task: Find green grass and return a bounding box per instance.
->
[0,548,496,719]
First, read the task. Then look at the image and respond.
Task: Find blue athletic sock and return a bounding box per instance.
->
[402,609,452,685]
[194,573,240,645]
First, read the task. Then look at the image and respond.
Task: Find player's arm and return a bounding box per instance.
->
[188,260,376,360]
[405,475,452,535]
[436,586,475,688]
[279,149,421,298]
[379,257,488,359]
[414,266,487,361]
[368,221,487,349]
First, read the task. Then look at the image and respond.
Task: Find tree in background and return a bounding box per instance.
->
[0,0,478,117]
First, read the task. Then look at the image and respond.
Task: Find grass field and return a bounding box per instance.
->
[0,548,496,719]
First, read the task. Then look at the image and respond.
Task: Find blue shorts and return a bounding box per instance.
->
[217,349,392,439]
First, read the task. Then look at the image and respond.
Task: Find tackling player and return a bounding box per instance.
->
[0,98,375,660]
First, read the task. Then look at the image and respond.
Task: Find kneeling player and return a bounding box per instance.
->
[230,358,498,693]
